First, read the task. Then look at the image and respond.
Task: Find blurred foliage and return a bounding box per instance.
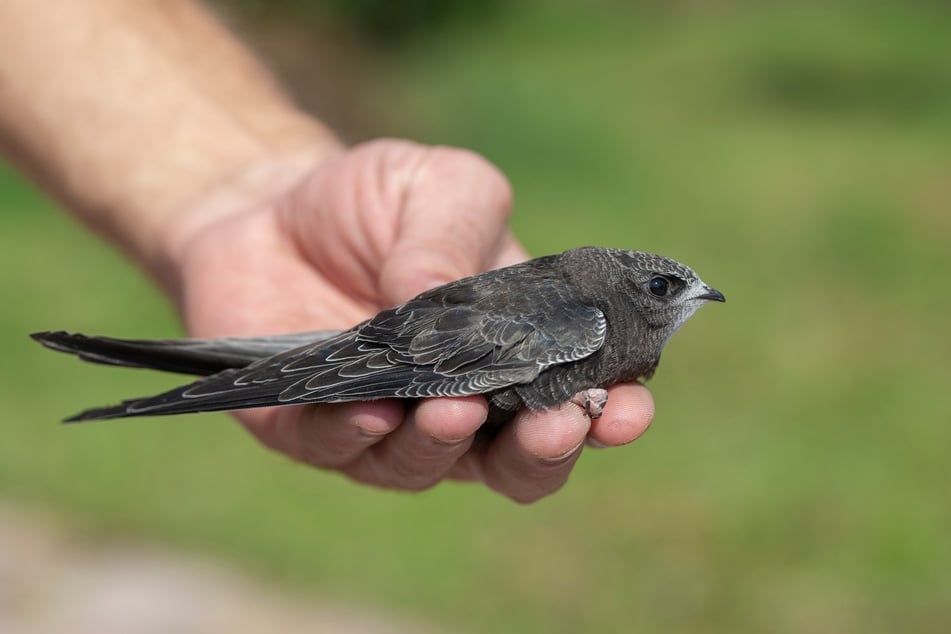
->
[3,2,950,634]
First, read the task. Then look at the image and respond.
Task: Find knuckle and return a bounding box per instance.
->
[429,146,513,214]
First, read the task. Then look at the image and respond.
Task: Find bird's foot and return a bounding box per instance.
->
[570,388,609,419]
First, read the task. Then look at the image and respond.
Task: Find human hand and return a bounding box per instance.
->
[0,0,651,500]
[163,139,655,503]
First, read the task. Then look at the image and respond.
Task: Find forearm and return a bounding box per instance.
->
[0,0,340,288]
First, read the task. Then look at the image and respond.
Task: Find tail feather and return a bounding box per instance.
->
[31,330,341,376]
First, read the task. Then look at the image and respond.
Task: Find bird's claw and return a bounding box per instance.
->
[570,388,609,419]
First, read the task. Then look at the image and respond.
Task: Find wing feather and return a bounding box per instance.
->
[64,260,608,419]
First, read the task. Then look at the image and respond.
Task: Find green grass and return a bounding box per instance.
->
[2,2,950,633]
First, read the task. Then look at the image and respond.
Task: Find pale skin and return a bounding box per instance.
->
[0,0,655,503]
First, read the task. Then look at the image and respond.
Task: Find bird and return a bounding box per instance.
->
[32,246,725,424]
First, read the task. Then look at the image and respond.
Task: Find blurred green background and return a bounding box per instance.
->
[2,1,949,632]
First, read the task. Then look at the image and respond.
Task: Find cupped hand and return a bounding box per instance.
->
[164,139,654,503]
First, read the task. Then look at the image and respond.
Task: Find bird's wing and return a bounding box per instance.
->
[65,279,606,420]
[272,293,608,401]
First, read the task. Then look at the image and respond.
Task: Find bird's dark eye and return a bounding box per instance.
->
[648,276,669,297]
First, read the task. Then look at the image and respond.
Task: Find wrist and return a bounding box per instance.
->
[0,0,345,294]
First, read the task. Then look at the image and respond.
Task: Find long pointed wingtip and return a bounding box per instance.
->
[63,411,103,424]
[30,330,83,352]
[62,404,127,423]
[30,330,59,344]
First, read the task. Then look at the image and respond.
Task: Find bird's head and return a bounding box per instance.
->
[621,250,725,338]
[562,247,725,343]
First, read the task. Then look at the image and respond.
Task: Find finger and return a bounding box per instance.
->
[341,396,488,491]
[379,145,515,303]
[242,401,404,468]
[490,230,530,270]
[472,404,592,504]
[586,382,655,448]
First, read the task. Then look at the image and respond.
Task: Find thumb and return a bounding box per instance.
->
[378,146,517,304]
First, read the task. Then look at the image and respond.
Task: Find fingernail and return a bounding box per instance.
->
[415,274,454,296]
[391,274,453,304]
[428,434,470,448]
[539,440,584,464]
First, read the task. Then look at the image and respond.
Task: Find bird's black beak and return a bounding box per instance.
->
[694,286,726,303]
